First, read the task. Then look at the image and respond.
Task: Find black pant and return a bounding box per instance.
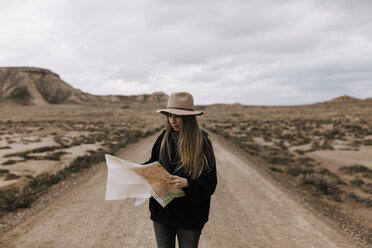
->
[152,221,202,248]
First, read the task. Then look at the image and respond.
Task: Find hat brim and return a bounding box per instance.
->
[156,108,203,116]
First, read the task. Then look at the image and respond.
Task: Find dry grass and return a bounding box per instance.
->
[300,172,341,196]
[197,101,372,244]
[199,101,372,210]
[0,102,165,214]
[339,165,372,174]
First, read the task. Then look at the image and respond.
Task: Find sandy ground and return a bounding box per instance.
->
[308,147,372,170]
[0,132,103,190]
[0,134,363,248]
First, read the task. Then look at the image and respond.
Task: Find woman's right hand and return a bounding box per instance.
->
[165,175,188,189]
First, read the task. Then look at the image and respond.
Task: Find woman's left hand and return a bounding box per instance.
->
[165,175,188,189]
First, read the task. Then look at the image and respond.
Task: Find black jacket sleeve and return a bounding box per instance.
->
[183,136,217,203]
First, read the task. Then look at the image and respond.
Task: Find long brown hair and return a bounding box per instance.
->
[160,115,213,179]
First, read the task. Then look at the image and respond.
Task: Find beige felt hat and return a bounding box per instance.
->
[156,92,203,116]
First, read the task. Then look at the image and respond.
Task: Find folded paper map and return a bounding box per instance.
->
[105,154,185,207]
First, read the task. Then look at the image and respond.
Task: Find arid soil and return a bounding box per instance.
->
[0,100,371,247]
[0,103,164,214]
[0,132,364,248]
[199,101,372,244]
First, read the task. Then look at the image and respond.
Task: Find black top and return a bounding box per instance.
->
[144,129,217,231]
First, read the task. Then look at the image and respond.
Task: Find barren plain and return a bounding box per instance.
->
[0,99,371,247]
[0,102,164,215]
[199,100,372,245]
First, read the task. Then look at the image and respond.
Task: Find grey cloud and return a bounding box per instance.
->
[1,0,372,105]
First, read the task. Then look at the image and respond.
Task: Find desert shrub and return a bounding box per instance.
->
[45,174,62,186]
[4,152,41,160]
[32,146,61,153]
[1,159,17,165]
[316,168,331,174]
[67,149,107,173]
[267,154,294,165]
[350,179,364,187]
[27,174,60,190]
[263,135,272,142]
[362,183,372,194]
[336,131,346,138]
[311,141,321,150]
[126,130,144,143]
[269,167,283,173]
[286,166,314,177]
[115,140,128,148]
[44,151,67,161]
[348,192,367,203]
[0,169,9,174]
[312,130,322,136]
[294,136,311,146]
[363,140,372,146]
[232,112,242,117]
[331,194,343,203]
[362,171,372,180]
[339,165,371,174]
[54,136,69,147]
[280,133,295,142]
[239,125,247,131]
[324,128,339,140]
[249,127,261,137]
[274,140,288,151]
[5,173,21,181]
[68,139,80,146]
[0,187,34,211]
[243,142,261,155]
[316,168,344,184]
[351,140,362,147]
[296,157,315,167]
[294,149,306,155]
[343,124,368,137]
[0,146,11,150]
[366,199,372,207]
[4,146,62,160]
[300,172,340,195]
[272,127,282,137]
[83,137,95,144]
[262,146,294,165]
[321,140,334,150]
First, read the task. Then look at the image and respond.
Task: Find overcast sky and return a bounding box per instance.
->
[1,0,372,105]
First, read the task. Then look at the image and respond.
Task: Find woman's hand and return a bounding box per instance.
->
[165,175,188,189]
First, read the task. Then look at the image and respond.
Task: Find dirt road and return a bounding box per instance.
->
[0,133,361,248]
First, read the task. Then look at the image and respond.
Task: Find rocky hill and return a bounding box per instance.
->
[0,67,168,105]
[329,95,361,102]
[0,67,96,105]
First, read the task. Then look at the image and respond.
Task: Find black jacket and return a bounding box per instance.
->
[144,129,217,231]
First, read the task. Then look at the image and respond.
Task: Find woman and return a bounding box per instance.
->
[144,92,217,248]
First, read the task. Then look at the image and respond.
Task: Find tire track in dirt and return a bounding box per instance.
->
[0,133,361,248]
